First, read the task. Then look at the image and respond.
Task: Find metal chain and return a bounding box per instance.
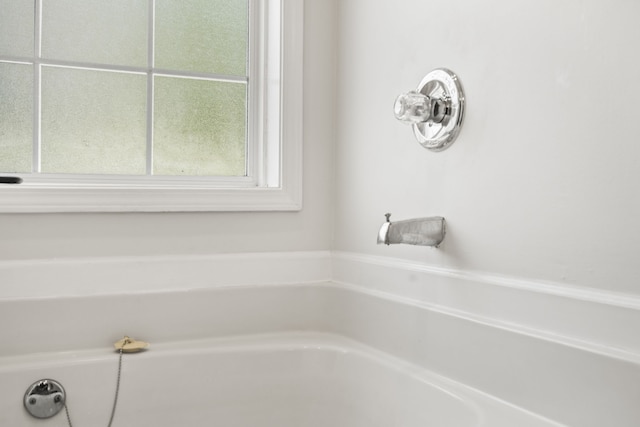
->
[64,401,73,427]
[106,347,124,427]
[64,347,124,427]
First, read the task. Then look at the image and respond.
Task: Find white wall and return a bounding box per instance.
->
[0,0,337,261]
[3,0,639,299]
[334,0,640,296]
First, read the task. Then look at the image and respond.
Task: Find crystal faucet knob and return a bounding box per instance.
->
[394,90,447,125]
[393,69,465,151]
[394,91,431,123]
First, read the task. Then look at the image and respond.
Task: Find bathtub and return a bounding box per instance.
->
[1,251,637,426]
[1,333,557,427]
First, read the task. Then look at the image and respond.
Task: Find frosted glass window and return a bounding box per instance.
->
[155,0,248,75]
[154,77,246,176]
[0,0,254,180]
[41,67,147,175]
[0,0,34,57]
[41,0,148,67]
[0,63,32,172]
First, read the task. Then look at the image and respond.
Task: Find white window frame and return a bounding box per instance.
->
[0,0,303,213]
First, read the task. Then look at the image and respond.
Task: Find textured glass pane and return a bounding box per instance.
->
[41,67,147,174]
[0,0,34,57]
[154,77,246,176]
[0,63,33,173]
[42,0,148,67]
[155,0,248,75]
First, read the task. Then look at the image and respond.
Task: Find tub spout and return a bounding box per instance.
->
[377,214,445,247]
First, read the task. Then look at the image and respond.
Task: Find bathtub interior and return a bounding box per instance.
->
[0,334,558,427]
[2,336,475,427]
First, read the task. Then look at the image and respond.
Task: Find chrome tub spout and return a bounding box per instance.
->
[377,214,445,247]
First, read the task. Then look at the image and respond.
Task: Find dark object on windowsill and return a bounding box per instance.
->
[0,176,23,184]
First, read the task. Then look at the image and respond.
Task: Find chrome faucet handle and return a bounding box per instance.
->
[394,68,465,152]
[394,91,446,124]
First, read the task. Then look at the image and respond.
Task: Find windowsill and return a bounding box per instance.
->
[0,184,302,212]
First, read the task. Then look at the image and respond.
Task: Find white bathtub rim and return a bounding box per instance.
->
[332,251,640,364]
[0,250,332,268]
[2,249,638,310]
[332,251,640,310]
[3,250,638,359]
[2,249,637,307]
[329,280,640,365]
[3,278,638,365]
[0,250,333,300]
[0,280,333,302]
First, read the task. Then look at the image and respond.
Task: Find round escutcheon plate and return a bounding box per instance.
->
[412,68,465,151]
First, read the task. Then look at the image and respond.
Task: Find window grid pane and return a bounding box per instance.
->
[0,0,34,58]
[153,76,247,176]
[0,63,33,173]
[155,0,248,76]
[41,67,148,175]
[41,0,148,67]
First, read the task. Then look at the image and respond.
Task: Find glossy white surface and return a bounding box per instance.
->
[0,251,332,298]
[1,252,639,426]
[332,252,640,362]
[0,334,559,427]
